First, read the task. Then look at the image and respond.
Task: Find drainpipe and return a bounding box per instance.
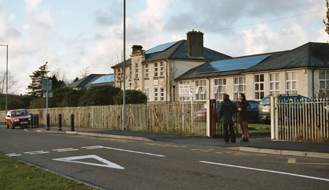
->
[312,67,316,98]
[207,77,211,100]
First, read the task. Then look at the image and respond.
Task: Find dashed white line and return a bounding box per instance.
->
[52,148,79,152]
[24,150,49,155]
[82,145,165,157]
[200,161,329,182]
[6,153,21,157]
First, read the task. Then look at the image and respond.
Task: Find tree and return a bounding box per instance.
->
[79,66,90,78]
[61,88,86,107]
[79,85,121,106]
[325,0,329,37]
[0,70,20,94]
[27,62,49,97]
[49,74,66,91]
[73,77,79,82]
[113,90,147,104]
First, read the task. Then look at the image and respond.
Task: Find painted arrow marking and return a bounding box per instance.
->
[53,155,124,169]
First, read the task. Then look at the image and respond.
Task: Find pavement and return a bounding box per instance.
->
[25,125,329,159]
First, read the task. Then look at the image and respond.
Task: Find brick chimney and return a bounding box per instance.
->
[187,30,204,58]
[131,45,143,56]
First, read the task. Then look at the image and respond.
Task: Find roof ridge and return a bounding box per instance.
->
[167,40,185,58]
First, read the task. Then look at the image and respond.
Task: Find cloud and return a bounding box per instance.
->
[94,1,122,26]
[24,0,42,12]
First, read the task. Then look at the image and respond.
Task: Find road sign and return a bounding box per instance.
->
[43,91,53,98]
[179,84,193,96]
[53,155,124,169]
[42,79,52,91]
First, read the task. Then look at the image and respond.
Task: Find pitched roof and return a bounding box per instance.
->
[66,74,107,88]
[111,40,231,68]
[177,42,329,80]
[245,42,329,72]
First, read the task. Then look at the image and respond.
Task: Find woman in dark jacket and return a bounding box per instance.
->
[237,93,249,142]
[218,94,238,144]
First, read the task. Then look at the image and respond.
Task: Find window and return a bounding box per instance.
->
[179,81,190,101]
[154,88,158,101]
[160,88,164,101]
[319,70,329,97]
[255,74,265,100]
[270,73,280,95]
[286,71,297,95]
[233,76,246,100]
[145,64,149,78]
[214,78,226,101]
[160,62,164,76]
[144,88,149,100]
[154,63,158,77]
[129,67,132,80]
[195,80,207,101]
[135,63,138,79]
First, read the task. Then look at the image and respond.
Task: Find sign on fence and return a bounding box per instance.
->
[179,84,193,96]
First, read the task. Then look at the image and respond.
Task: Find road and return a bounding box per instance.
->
[0,126,328,190]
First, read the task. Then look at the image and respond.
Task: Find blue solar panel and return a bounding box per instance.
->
[91,75,114,84]
[196,54,270,73]
[146,41,179,54]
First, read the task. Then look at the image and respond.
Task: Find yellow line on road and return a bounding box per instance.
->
[288,158,329,165]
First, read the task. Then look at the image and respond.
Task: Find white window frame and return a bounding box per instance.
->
[154,63,158,77]
[319,70,329,98]
[135,63,138,79]
[154,88,158,101]
[160,88,164,101]
[214,78,226,101]
[255,74,265,100]
[286,71,297,95]
[160,62,164,76]
[195,79,207,101]
[145,64,149,78]
[233,76,246,100]
[269,73,280,95]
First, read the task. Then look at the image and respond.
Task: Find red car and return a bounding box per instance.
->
[5,109,30,129]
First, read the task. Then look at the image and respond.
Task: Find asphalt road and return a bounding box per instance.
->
[0,126,328,190]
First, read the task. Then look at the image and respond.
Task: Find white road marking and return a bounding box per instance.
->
[6,153,21,157]
[82,145,165,157]
[53,148,79,152]
[200,161,329,182]
[53,155,124,169]
[24,150,49,155]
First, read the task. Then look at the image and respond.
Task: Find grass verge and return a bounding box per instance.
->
[0,154,96,190]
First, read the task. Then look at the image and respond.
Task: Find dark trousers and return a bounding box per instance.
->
[224,123,236,143]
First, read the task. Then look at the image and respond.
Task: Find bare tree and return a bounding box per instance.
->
[160,61,177,102]
[79,66,90,78]
[0,70,20,95]
[325,0,329,38]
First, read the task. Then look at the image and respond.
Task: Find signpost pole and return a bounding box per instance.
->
[46,78,49,130]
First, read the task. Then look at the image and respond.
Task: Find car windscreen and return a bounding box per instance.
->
[13,110,29,116]
[248,101,259,108]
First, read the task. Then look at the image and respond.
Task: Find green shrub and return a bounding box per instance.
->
[79,85,121,106]
[61,88,86,107]
[113,90,147,104]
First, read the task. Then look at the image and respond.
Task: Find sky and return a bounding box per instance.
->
[0,0,328,95]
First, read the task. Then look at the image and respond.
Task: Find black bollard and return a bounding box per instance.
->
[33,114,37,128]
[36,114,39,127]
[30,113,34,128]
[46,113,50,130]
[58,114,62,131]
[70,114,74,131]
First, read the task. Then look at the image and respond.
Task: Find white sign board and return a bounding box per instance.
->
[179,84,193,96]
[153,79,159,86]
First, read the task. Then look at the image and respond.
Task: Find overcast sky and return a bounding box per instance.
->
[0,0,327,95]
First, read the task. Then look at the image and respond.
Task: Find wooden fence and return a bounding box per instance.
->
[0,102,207,136]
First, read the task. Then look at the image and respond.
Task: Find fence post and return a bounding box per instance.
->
[270,96,275,140]
[206,99,211,137]
[275,96,279,140]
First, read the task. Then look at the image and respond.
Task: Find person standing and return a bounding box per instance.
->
[218,94,238,144]
[237,93,249,142]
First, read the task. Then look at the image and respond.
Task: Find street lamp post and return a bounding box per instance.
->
[0,44,8,114]
[122,0,126,130]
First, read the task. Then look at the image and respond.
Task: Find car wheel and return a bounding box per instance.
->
[12,124,15,129]
[6,124,9,129]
